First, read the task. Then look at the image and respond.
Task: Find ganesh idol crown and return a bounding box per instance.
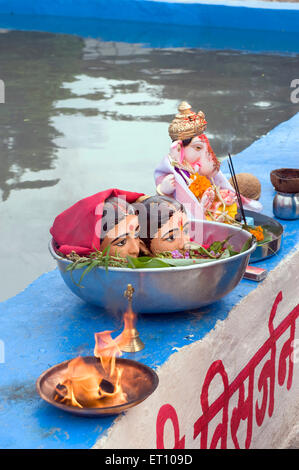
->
[154,101,262,222]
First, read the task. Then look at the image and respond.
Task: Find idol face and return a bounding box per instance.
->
[149,210,190,255]
[184,136,218,177]
[100,214,140,258]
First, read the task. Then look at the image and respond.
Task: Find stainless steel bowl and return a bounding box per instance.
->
[49,220,256,314]
[273,192,299,220]
[244,209,283,262]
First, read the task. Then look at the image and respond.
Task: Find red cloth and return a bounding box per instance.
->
[50,188,144,255]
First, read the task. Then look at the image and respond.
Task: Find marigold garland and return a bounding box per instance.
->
[189,173,212,199]
[249,225,264,242]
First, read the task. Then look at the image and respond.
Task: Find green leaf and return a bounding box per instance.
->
[157,257,215,267]
[206,235,233,255]
[65,261,90,272]
[197,246,216,258]
[209,240,223,252]
[78,259,99,285]
[127,256,172,269]
[226,244,239,256]
[185,242,203,250]
[240,237,253,253]
[219,248,231,259]
[257,228,273,245]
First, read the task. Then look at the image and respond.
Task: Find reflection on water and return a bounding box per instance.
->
[0,31,84,201]
[57,75,175,120]
[0,29,298,301]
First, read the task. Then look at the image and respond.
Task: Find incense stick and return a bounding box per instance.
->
[228,154,246,226]
[227,153,247,226]
[227,156,244,221]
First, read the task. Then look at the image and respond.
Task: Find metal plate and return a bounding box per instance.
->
[49,219,257,314]
[36,357,159,417]
[244,210,283,263]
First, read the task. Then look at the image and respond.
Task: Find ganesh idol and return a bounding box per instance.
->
[154,101,262,222]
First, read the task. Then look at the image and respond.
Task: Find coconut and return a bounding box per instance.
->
[229,173,261,200]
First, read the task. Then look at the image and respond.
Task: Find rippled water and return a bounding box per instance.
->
[0,29,298,301]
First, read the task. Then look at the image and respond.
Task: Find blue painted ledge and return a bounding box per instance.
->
[1,13,299,54]
[0,112,299,449]
[0,0,299,32]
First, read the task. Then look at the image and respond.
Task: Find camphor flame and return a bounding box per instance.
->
[54,306,138,408]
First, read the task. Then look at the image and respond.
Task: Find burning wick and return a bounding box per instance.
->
[54,284,143,408]
[54,328,127,409]
[54,350,126,409]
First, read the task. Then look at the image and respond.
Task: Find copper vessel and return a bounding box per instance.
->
[36,357,158,417]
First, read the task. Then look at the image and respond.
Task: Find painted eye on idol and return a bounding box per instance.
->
[165,234,175,242]
[115,239,127,247]
[183,225,189,235]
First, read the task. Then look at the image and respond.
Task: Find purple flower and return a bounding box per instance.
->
[184,251,190,259]
[171,250,184,259]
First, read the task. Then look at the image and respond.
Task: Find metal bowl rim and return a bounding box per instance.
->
[49,219,256,273]
[270,168,299,181]
[36,356,159,414]
[275,191,299,197]
[244,209,284,239]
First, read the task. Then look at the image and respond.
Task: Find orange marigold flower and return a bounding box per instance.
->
[249,225,264,242]
[189,174,212,199]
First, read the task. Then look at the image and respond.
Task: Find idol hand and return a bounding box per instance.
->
[160,174,175,195]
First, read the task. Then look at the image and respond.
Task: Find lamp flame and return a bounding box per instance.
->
[54,289,140,408]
